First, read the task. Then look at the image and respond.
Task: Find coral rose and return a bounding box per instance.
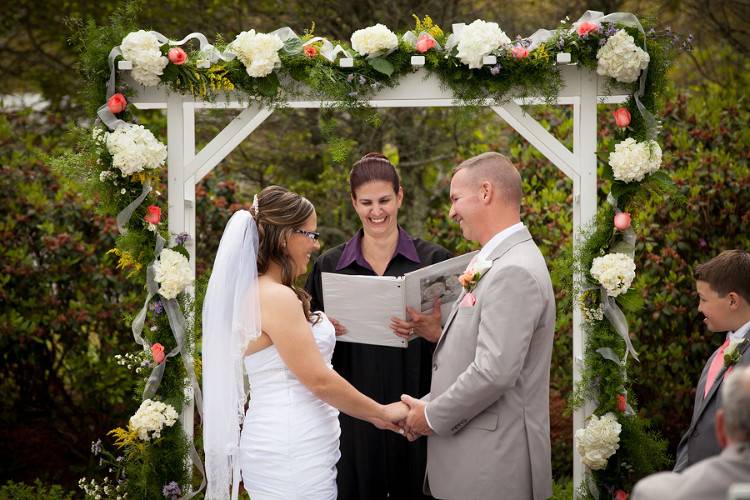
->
[614,211,631,231]
[168,47,187,65]
[107,93,127,114]
[613,107,631,128]
[511,46,529,59]
[416,34,436,53]
[151,343,166,364]
[144,205,161,225]
[304,45,318,57]
[577,22,600,37]
[617,394,627,413]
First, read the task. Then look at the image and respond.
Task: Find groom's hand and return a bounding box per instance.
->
[390,298,442,343]
[400,394,433,437]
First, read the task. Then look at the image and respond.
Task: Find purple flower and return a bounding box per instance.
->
[699,238,707,248]
[163,481,181,499]
[175,232,189,246]
[91,439,102,456]
[358,75,366,85]
[599,38,607,47]
[150,299,165,315]
[490,64,501,76]
[606,24,617,37]
[557,37,565,49]
[346,74,355,83]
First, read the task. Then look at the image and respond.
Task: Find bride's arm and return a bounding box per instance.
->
[261,286,406,429]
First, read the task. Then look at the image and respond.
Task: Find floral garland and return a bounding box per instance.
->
[73,8,683,499]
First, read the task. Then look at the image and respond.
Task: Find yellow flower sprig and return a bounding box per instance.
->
[108,426,139,449]
[412,14,443,39]
[107,247,143,277]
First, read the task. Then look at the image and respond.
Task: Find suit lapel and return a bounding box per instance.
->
[433,228,534,354]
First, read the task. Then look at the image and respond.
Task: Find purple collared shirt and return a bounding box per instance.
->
[335,227,421,272]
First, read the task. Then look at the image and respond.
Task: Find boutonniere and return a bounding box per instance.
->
[724,338,747,367]
[458,258,492,293]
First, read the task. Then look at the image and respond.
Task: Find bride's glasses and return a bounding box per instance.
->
[293,229,320,241]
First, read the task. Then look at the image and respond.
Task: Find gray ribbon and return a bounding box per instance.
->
[303,36,352,62]
[116,182,152,235]
[587,472,600,500]
[596,347,621,364]
[131,232,165,348]
[601,289,639,362]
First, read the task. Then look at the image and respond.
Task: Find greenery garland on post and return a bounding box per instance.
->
[55,3,687,498]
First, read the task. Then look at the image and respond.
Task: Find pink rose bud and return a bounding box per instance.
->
[144,205,162,225]
[511,46,529,59]
[415,34,436,53]
[617,394,627,413]
[613,107,631,128]
[151,343,166,364]
[614,489,628,500]
[577,22,600,37]
[303,45,318,58]
[614,212,631,231]
[168,47,188,65]
[107,93,127,114]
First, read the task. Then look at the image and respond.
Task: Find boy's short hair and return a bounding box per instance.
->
[695,250,750,302]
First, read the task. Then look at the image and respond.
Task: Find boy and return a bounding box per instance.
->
[674,249,750,471]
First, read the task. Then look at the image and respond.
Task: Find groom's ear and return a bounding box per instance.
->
[480,181,492,204]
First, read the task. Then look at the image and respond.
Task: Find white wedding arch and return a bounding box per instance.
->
[122,59,628,489]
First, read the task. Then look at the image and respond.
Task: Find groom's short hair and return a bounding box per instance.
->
[721,366,750,442]
[453,152,522,207]
[695,250,750,302]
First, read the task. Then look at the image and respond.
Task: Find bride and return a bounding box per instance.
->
[202,186,407,500]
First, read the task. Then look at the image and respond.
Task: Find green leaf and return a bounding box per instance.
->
[367,57,394,77]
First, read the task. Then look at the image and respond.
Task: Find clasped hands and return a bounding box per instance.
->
[376,395,433,441]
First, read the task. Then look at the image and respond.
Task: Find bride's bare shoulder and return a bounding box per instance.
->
[258,278,298,311]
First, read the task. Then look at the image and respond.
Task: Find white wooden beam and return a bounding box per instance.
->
[185,105,274,184]
[490,102,578,180]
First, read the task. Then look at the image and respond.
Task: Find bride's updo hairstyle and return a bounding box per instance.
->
[349,152,401,199]
[250,185,317,322]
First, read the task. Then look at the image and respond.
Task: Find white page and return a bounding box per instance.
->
[321,273,408,348]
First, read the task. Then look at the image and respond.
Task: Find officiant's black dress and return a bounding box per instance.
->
[305,227,451,500]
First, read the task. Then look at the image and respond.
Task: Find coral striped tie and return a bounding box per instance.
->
[704,337,731,399]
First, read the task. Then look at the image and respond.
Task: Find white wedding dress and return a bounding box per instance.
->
[239,313,341,500]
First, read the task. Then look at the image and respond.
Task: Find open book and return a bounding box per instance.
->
[321,251,478,348]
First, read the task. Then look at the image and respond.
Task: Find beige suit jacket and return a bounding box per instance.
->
[633,444,750,500]
[424,228,555,500]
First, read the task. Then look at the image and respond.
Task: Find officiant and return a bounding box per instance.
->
[305,152,452,500]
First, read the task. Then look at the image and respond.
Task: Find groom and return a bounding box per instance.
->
[394,152,555,500]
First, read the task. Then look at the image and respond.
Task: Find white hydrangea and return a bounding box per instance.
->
[121,30,168,87]
[454,20,511,69]
[608,137,662,183]
[154,248,192,300]
[596,29,650,83]
[591,253,636,297]
[105,123,167,176]
[350,24,398,57]
[229,29,283,78]
[575,412,622,470]
[129,399,178,441]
